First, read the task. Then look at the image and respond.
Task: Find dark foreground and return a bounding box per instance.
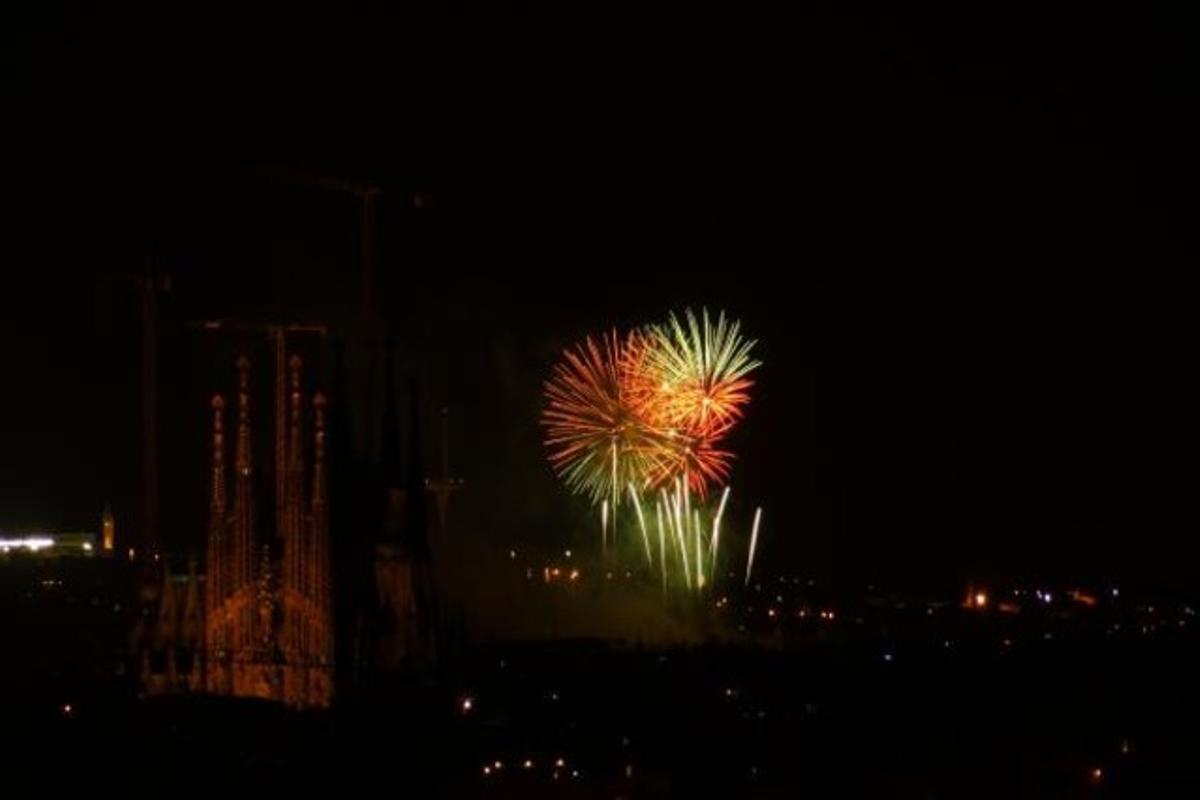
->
[10,631,1200,798]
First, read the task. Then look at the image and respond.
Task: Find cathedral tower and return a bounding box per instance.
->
[101,502,115,554]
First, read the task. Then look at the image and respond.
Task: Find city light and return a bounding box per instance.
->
[1069,589,1098,607]
[0,536,55,552]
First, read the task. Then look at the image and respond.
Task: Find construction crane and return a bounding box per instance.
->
[104,255,171,561]
[254,169,383,312]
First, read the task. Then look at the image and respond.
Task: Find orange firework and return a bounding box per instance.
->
[642,431,733,497]
[543,309,759,502]
[542,330,669,505]
[640,309,760,440]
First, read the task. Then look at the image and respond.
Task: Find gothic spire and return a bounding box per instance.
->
[284,354,306,597]
[288,354,305,476]
[235,355,253,477]
[232,355,256,592]
[207,394,226,611]
[311,392,330,621]
[210,394,227,513]
[312,392,328,509]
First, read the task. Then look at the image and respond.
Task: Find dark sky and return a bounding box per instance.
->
[2,7,1194,589]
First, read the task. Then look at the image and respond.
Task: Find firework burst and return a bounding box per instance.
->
[640,308,761,440]
[542,330,669,505]
[543,309,758,501]
[543,308,765,594]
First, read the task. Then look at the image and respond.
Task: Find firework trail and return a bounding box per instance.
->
[601,499,608,557]
[745,507,763,588]
[710,486,731,583]
[656,501,667,593]
[628,483,653,568]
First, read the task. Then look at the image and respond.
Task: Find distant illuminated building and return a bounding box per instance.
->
[963,586,989,610]
[0,536,54,555]
[101,503,115,554]
[138,354,334,707]
[0,531,97,558]
[1069,589,1098,607]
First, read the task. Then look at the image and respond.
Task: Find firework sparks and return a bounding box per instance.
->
[543,309,767,595]
[543,309,758,501]
[641,308,761,440]
[543,331,670,505]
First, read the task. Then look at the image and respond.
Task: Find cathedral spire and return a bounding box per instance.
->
[206,393,229,694]
[311,392,331,628]
[288,355,305,475]
[210,395,227,513]
[101,502,116,554]
[284,355,305,600]
[207,394,226,616]
[312,392,328,509]
[232,355,256,595]
[235,356,253,477]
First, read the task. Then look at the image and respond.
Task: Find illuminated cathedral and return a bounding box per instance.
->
[204,353,334,708]
[135,338,452,707]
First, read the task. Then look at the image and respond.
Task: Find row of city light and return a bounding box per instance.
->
[0,535,105,555]
[481,756,576,779]
[0,536,55,552]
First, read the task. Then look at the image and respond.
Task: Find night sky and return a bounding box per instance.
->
[2,8,1193,590]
